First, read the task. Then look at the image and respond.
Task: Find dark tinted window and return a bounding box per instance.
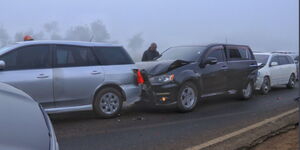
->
[270,56,279,65]
[254,54,269,64]
[207,49,225,62]
[278,56,290,65]
[227,47,251,60]
[55,45,98,67]
[93,47,134,65]
[0,45,51,70]
[287,56,294,64]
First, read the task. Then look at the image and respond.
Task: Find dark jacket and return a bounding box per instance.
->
[142,50,160,61]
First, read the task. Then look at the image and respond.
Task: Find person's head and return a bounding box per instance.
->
[23,35,34,41]
[149,43,157,51]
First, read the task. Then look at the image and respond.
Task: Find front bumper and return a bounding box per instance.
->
[142,82,179,105]
[255,76,264,90]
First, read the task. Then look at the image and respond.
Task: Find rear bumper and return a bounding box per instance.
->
[121,84,142,104]
[142,83,180,105]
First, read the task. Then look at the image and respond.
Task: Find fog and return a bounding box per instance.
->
[0,0,298,61]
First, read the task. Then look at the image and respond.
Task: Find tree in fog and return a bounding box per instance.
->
[0,26,10,47]
[44,21,63,40]
[90,20,110,42]
[44,21,59,33]
[65,25,92,41]
[127,33,144,61]
[128,33,144,51]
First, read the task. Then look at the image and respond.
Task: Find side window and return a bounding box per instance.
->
[286,56,294,64]
[0,45,51,70]
[55,45,98,67]
[227,47,251,60]
[278,56,289,65]
[270,56,279,65]
[207,49,225,62]
[93,47,134,65]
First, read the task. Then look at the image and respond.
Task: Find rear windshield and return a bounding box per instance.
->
[157,46,206,62]
[254,54,269,65]
[93,47,134,65]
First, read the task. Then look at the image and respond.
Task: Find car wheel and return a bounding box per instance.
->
[93,87,123,118]
[287,74,296,89]
[238,81,253,100]
[177,82,198,112]
[260,77,271,95]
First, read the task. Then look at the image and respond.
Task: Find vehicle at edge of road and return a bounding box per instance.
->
[0,40,143,118]
[272,51,299,80]
[0,82,58,150]
[137,43,258,112]
[254,52,297,94]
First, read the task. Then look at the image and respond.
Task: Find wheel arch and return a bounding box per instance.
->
[93,84,126,102]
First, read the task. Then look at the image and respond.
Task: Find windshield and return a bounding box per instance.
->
[254,54,269,64]
[157,46,206,62]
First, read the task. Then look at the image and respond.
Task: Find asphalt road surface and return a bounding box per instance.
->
[51,85,299,150]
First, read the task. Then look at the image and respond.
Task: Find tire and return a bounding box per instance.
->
[93,87,123,118]
[287,74,296,89]
[238,81,254,100]
[177,82,198,112]
[260,77,271,95]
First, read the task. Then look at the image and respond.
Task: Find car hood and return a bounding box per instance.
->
[0,82,50,150]
[136,60,190,76]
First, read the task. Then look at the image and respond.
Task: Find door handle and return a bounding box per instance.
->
[91,71,102,75]
[37,74,49,79]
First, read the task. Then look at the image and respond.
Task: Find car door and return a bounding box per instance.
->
[53,45,105,107]
[0,45,54,108]
[269,55,282,85]
[201,46,228,94]
[226,46,257,90]
[278,55,292,84]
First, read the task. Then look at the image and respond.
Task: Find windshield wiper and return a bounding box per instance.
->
[153,54,162,60]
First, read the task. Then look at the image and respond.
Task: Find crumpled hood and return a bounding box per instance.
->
[136,60,190,76]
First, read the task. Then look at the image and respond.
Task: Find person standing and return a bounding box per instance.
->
[142,43,160,61]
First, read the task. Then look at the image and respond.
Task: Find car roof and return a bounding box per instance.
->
[170,43,250,48]
[254,52,272,55]
[254,52,293,57]
[15,40,122,47]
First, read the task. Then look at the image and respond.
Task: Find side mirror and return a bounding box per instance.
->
[204,57,218,65]
[270,61,278,67]
[0,60,5,70]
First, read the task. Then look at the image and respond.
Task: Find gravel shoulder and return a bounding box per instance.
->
[253,127,298,150]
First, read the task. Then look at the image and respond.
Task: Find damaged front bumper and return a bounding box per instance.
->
[142,82,179,105]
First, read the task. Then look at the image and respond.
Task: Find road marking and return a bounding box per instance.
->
[185,108,299,150]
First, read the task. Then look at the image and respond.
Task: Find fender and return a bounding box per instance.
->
[244,69,258,88]
[175,69,203,94]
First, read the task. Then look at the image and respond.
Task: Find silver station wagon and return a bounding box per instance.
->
[0,41,142,118]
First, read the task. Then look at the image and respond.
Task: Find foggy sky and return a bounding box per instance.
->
[0,0,298,52]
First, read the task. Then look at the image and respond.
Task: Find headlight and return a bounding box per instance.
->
[149,74,175,84]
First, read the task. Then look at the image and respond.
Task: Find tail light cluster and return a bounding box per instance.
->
[134,69,145,85]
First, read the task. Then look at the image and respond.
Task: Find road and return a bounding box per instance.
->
[51,85,298,150]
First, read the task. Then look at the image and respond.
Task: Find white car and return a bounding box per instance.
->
[254,53,297,94]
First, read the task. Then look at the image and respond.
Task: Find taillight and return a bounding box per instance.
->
[136,69,145,85]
